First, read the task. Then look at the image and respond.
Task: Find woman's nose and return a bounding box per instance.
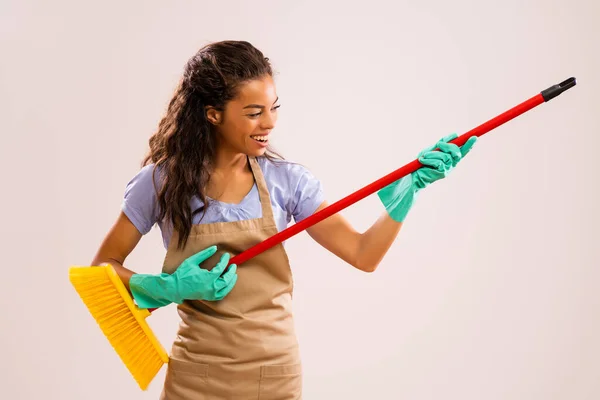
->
[261,112,276,129]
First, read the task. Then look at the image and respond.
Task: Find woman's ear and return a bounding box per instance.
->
[205,106,222,125]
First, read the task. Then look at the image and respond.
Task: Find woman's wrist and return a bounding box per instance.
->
[377,174,418,223]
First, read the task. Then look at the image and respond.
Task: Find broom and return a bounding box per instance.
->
[69,76,576,390]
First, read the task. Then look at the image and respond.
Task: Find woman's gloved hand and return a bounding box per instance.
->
[129,245,238,309]
[377,133,477,222]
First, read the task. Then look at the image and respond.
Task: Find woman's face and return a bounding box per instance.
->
[208,74,280,158]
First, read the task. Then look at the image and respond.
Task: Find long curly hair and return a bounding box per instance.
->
[142,40,282,250]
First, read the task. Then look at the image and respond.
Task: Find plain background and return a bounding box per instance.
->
[2,0,599,398]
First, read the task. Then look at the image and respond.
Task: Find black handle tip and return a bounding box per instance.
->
[541,77,577,102]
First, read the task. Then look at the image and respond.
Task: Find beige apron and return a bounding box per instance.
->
[159,156,302,400]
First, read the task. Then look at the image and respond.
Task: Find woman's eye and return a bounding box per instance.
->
[247,105,280,118]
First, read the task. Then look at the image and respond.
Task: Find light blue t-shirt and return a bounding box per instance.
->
[121,157,325,249]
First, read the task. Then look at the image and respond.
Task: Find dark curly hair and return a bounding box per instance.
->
[142,40,282,250]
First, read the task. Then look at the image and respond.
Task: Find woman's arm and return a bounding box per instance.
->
[305,133,478,273]
[90,211,144,292]
[306,201,402,273]
[90,211,238,307]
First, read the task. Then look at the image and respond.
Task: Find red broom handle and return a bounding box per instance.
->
[147,77,575,313]
[228,77,576,266]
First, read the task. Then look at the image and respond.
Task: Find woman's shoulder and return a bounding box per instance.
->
[125,163,164,189]
[122,163,164,235]
[256,155,324,221]
[256,155,318,185]
[122,162,166,212]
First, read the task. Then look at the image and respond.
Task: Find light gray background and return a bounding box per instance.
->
[2,0,599,399]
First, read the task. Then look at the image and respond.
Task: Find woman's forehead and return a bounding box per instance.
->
[234,76,278,105]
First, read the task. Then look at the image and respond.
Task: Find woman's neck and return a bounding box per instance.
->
[212,143,250,174]
[207,143,254,203]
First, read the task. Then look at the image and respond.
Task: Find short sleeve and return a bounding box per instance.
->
[288,163,325,223]
[121,164,161,235]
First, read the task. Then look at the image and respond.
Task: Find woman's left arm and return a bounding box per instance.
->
[305,133,478,273]
[306,202,402,273]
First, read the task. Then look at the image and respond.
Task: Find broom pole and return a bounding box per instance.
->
[148,76,576,313]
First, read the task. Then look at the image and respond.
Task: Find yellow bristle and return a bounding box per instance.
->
[69,265,170,390]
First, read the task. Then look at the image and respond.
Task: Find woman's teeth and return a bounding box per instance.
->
[251,135,268,142]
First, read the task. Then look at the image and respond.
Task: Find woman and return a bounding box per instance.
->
[91,40,477,399]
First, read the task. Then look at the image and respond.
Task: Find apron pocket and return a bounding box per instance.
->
[168,358,209,376]
[258,363,302,400]
[162,357,209,398]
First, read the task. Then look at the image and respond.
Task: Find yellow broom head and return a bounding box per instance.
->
[69,264,169,390]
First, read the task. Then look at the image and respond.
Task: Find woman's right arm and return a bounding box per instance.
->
[90,211,143,292]
[90,210,239,308]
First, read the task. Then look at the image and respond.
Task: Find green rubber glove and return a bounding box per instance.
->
[377,133,478,222]
[129,245,238,309]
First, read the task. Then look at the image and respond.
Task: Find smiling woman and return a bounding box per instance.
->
[89,40,477,399]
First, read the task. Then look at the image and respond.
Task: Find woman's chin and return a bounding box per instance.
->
[246,147,268,157]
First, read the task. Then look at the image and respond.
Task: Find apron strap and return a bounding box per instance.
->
[248,156,276,228]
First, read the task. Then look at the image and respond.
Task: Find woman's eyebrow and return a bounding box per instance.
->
[243,97,279,109]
